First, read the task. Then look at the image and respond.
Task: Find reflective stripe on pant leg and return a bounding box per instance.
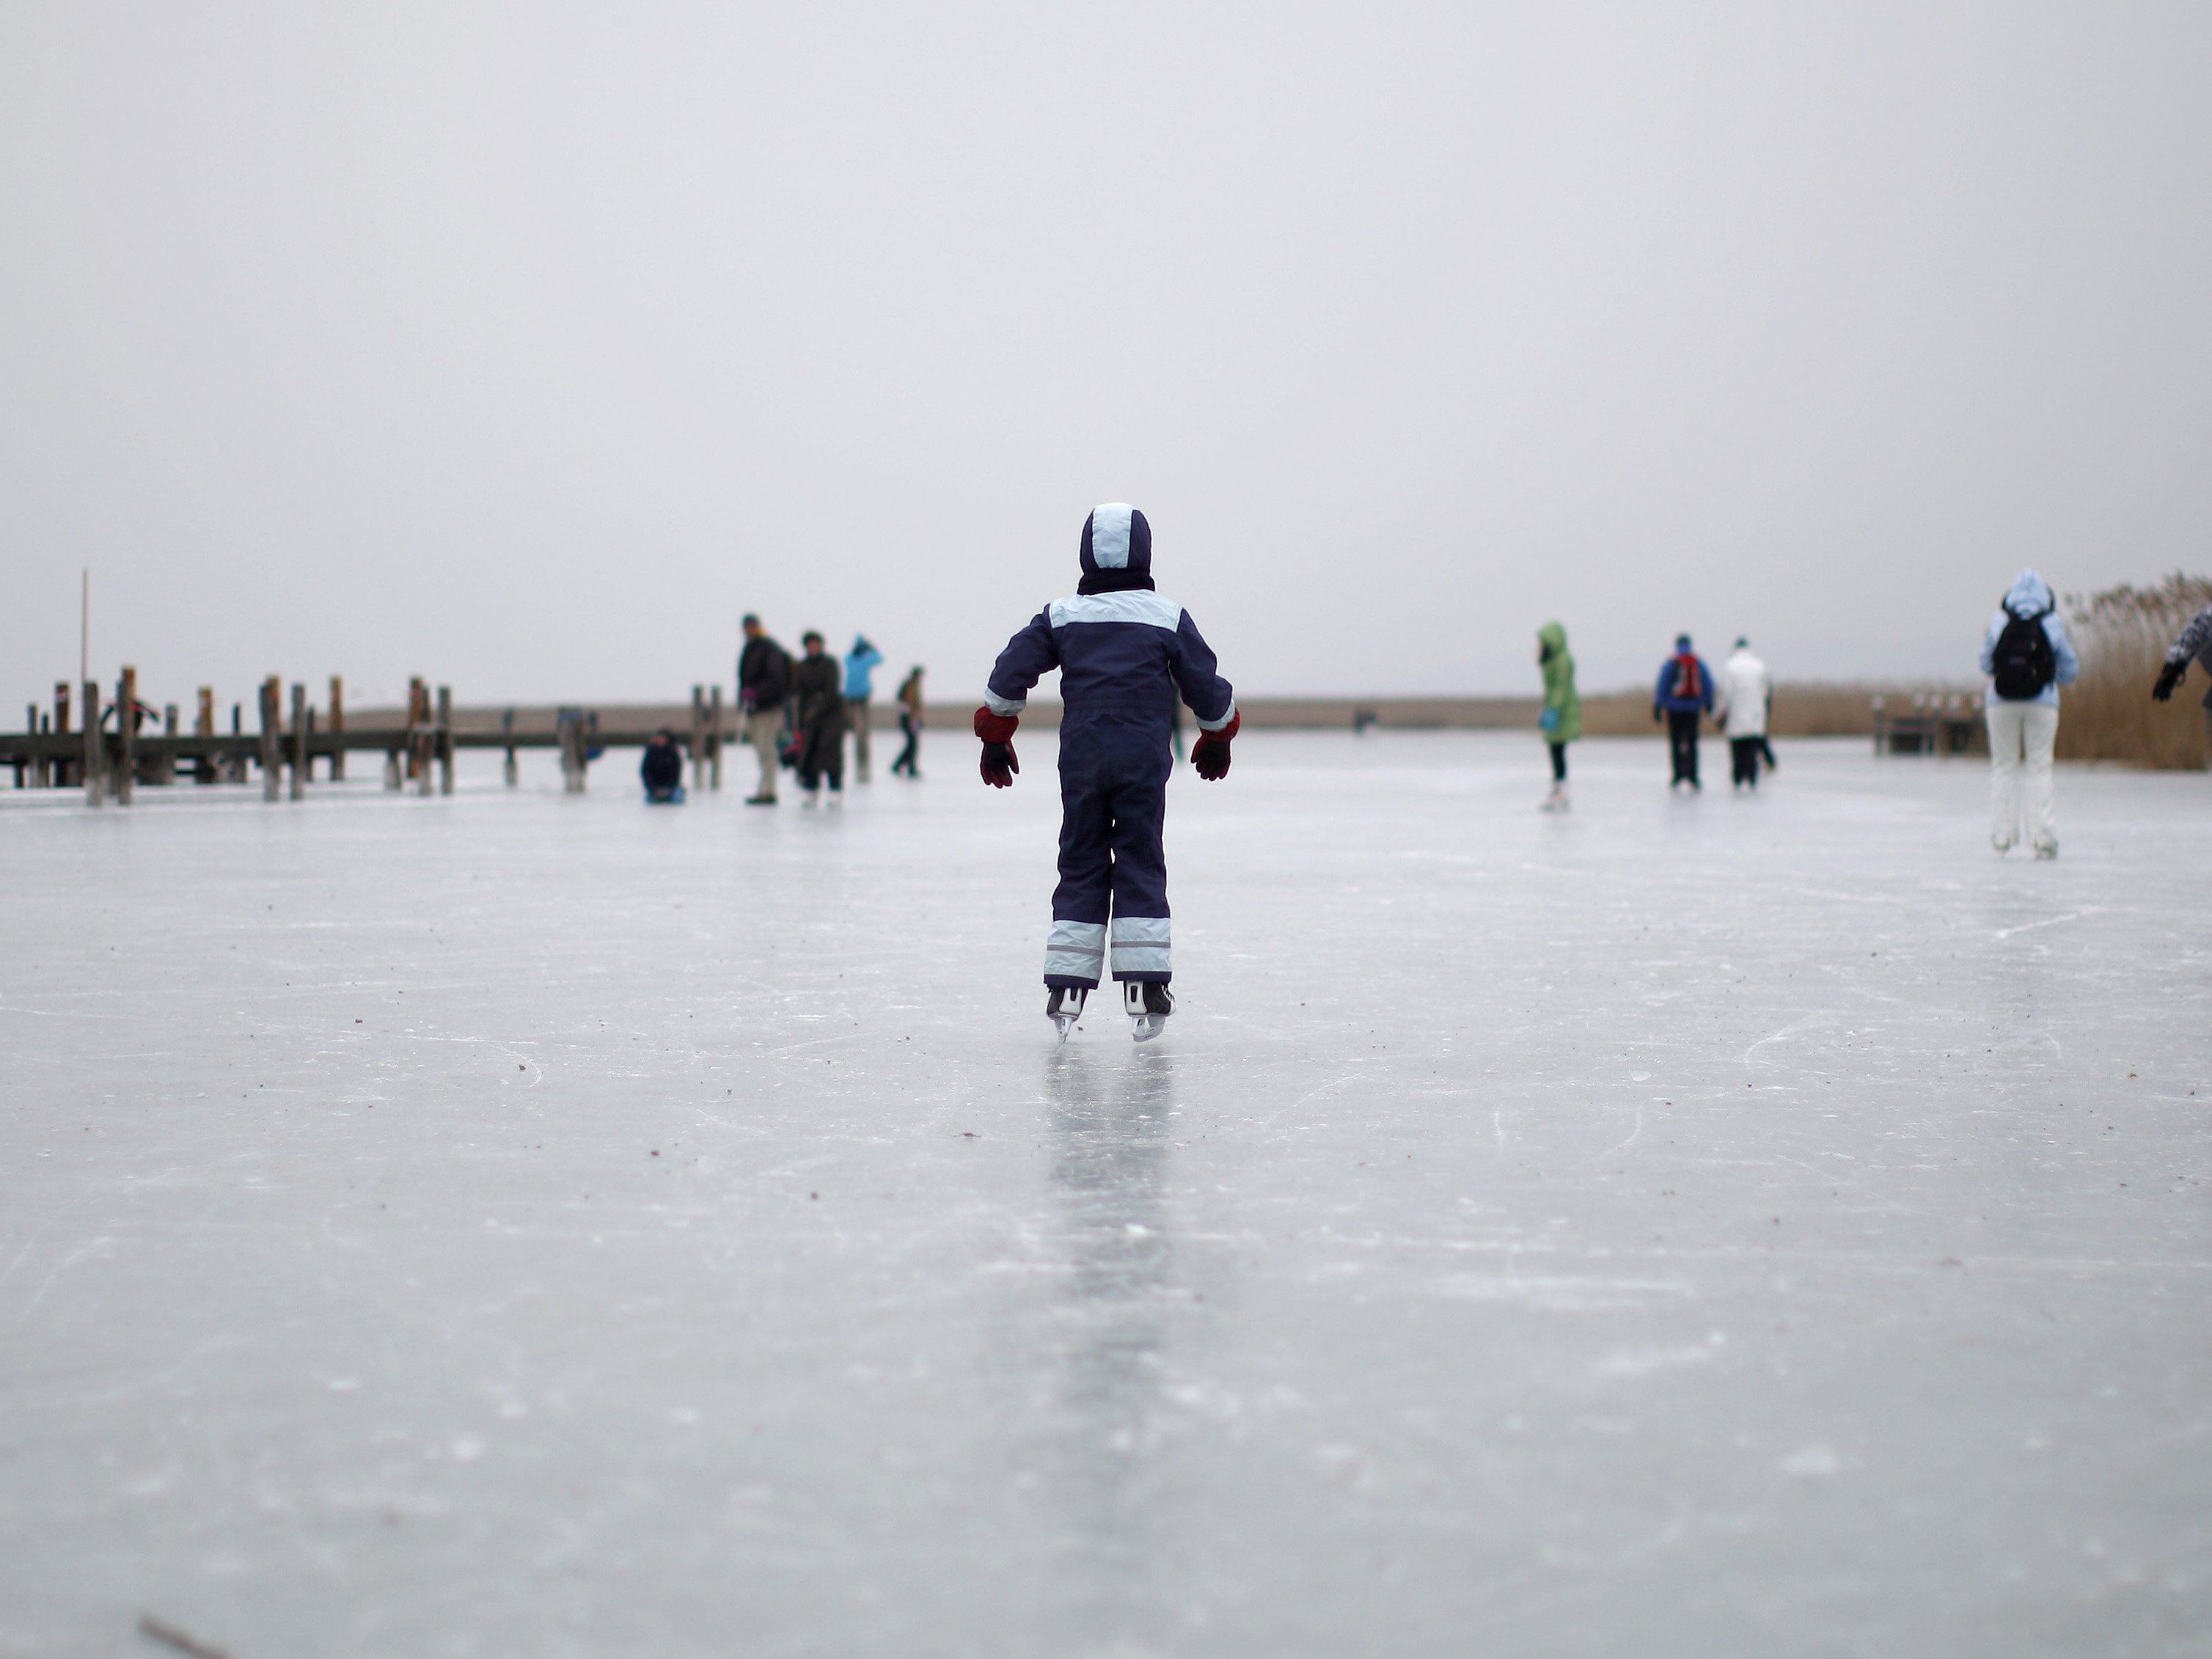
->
[1107,761,1172,980]
[1110,915,1171,980]
[1044,920,1107,985]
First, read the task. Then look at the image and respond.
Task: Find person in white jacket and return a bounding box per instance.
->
[1978,569,2079,859]
[1714,637,1772,789]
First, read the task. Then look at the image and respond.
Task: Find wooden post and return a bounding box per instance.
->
[436,686,454,795]
[50,683,70,789]
[289,683,307,799]
[195,686,213,736]
[329,675,345,780]
[260,677,282,801]
[502,708,518,787]
[82,679,103,805]
[708,684,724,789]
[115,667,136,805]
[559,711,587,793]
[690,685,706,791]
[415,683,435,798]
[406,678,426,780]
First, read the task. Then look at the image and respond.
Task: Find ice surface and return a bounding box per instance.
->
[2,733,2208,1658]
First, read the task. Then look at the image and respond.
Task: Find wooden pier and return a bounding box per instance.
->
[1,672,728,802]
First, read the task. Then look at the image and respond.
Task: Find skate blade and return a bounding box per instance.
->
[1131,1016,1168,1044]
[1052,1014,1077,1043]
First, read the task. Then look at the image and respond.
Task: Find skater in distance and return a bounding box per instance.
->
[1980,569,2077,858]
[975,503,1239,1043]
[1715,637,1773,790]
[1653,634,1713,790]
[737,615,792,805]
[1535,622,1580,812]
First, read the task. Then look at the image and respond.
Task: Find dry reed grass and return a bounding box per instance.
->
[2056,574,2211,770]
[1576,682,1972,739]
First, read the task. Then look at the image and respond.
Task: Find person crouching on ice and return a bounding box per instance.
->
[974,503,1238,1043]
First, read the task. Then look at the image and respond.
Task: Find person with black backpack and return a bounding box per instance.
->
[1652,633,1714,789]
[1979,569,2079,858]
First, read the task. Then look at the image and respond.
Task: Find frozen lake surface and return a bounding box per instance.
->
[3,732,2208,1658]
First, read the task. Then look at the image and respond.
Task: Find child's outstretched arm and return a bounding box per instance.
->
[1171,612,1239,780]
[976,609,1059,788]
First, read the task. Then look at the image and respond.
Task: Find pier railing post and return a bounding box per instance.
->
[690,685,706,791]
[708,684,723,789]
[290,683,307,800]
[406,678,427,782]
[436,686,454,795]
[329,676,345,781]
[82,679,103,805]
[54,684,71,789]
[116,667,136,805]
[260,678,282,802]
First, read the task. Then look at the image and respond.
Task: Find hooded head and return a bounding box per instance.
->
[2003,569,2054,617]
[1674,633,1693,653]
[1077,503,1154,595]
[1537,621,1568,662]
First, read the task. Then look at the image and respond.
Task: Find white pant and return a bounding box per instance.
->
[746,710,782,799]
[1987,700,2058,850]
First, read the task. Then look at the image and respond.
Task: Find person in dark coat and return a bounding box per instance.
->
[791,631,847,801]
[1652,633,1714,790]
[737,614,792,805]
[640,730,686,803]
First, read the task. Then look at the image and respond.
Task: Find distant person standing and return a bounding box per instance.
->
[1715,637,1772,789]
[843,634,884,782]
[890,665,926,777]
[2152,600,2212,750]
[1535,622,1580,811]
[1652,634,1713,790]
[1980,569,2079,858]
[792,631,848,802]
[738,614,791,805]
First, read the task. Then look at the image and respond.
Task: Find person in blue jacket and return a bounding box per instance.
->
[843,635,885,782]
[975,504,1238,1042]
[1652,633,1714,790]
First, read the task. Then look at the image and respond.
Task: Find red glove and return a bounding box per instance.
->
[1192,710,1239,780]
[974,706,1020,788]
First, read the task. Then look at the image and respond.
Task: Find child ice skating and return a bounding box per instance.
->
[975,504,1238,1042]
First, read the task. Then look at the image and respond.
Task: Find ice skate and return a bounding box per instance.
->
[1123,981,1173,1043]
[2034,841,2058,860]
[1046,985,1088,1043]
[1539,784,1569,812]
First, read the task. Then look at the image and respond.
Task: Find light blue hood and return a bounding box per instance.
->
[2003,569,2054,616]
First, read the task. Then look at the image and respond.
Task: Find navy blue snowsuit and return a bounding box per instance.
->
[986,505,1236,989]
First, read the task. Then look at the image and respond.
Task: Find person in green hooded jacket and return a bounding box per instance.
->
[1536,621,1581,811]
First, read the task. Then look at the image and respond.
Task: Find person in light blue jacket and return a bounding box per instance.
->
[1977,569,2079,857]
[843,635,885,782]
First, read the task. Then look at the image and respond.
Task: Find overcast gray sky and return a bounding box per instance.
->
[4,1,2208,716]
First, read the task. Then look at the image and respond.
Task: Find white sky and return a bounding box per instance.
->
[4,2,2208,715]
